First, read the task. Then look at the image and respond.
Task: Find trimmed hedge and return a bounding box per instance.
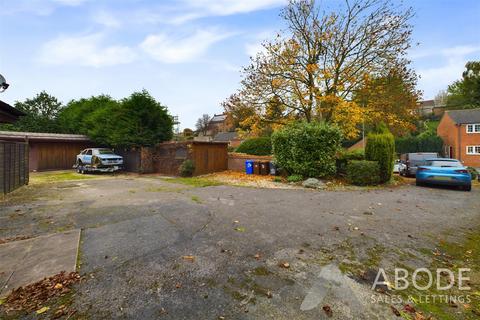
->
[336,149,365,175]
[272,121,342,178]
[235,137,272,156]
[365,130,395,183]
[347,160,380,186]
[395,134,443,154]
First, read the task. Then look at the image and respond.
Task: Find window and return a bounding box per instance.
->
[466,124,480,133]
[98,149,114,155]
[466,146,480,155]
[86,150,92,155]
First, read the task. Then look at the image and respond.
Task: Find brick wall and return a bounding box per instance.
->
[228,153,273,172]
[437,114,480,168]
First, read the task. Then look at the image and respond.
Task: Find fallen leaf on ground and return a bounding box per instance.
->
[182,255,195,262]
[54,283,63,290]
[1,272,81,314]
[390,305,401,316]
[278,262,290,269]
[404,304,416,313]
[36,306,50,314]
[234,227,246,232]
[322,305,333,317]
[254,253,261,260]
[175,283,182,288]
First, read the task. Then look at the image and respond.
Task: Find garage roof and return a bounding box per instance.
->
[0,131,91,142]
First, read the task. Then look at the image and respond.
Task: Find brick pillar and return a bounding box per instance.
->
[139,147,154,173]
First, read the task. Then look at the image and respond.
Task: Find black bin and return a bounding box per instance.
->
[260,161,270,175]
[253,161,261,175]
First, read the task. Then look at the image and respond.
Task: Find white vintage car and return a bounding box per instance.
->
[75,148,123,173]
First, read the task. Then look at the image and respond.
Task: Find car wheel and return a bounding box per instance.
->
[464,185,472,192]
[416,180,423,187]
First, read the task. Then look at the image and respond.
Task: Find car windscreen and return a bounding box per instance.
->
[98,149,114,154]
[425,160,462,167]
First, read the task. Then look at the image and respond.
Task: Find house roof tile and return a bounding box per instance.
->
[446,108,480,124]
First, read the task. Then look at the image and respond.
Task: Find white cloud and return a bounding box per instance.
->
[182,0,287,16]
[131,0,286,26]
[140,29,233,63]
[1,0,88,16]
[51,0,87,6]
[245,42,264,57]
[93,10,122,28]
[39,33,136,67]
[244,29,276,57]
[414,44,480,98]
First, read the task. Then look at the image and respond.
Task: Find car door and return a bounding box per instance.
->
[82,149,93,164]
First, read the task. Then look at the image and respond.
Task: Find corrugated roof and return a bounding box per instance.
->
[0,131,91,142]
[0,100,25,117]
[445,108,480,124]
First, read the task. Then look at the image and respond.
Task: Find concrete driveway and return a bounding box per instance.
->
[0,173,479,319]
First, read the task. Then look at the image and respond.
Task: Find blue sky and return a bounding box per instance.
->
[1,0,479,129]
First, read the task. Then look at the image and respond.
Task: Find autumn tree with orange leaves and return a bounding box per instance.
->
[224,0,419,139]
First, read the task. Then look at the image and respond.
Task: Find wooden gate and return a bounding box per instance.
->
[0,141,29,194]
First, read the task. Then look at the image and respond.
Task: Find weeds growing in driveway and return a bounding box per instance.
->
[30,171,102,184]
[161,177,222,188]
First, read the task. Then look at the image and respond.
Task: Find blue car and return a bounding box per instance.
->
[416,158,471,191]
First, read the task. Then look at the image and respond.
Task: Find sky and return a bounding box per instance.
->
[0,0,479,129]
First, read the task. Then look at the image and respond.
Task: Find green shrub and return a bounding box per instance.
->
[179,160,195,177]
[347,160,380,186]
[272,121,342,178]
[365,129,395,183]
[287,174,303,183]
[235,137,272,155]
[336,149,365,175]
[395,134,443,154]
[468,167,478,180]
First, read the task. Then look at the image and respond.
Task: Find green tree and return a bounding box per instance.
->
[57,95,118,135]
[105,90,173,147]
[0,91,62,132]
[446,61,480,109]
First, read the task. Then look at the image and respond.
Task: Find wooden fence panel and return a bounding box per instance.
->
[0,141,29,194]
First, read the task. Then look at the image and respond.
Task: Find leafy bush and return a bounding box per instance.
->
[58,90,173,148]
[468,167,478,180]
[395,134,443,155]
[365,129,395,183]
[179,160,195,177]
[272,121,342,178]
[336,149,365,175]
[347,160,380,186]
[287,174,303,183]
[235,137,272,155]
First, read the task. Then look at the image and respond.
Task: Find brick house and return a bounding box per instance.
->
[437,109,480,168]
[206,114,232,136]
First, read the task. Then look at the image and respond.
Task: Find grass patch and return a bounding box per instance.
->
[161,177,222,188]
[145,186,186,193]
[30,171,100,184]
[393,230,480,319]
[190,195,202,203]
